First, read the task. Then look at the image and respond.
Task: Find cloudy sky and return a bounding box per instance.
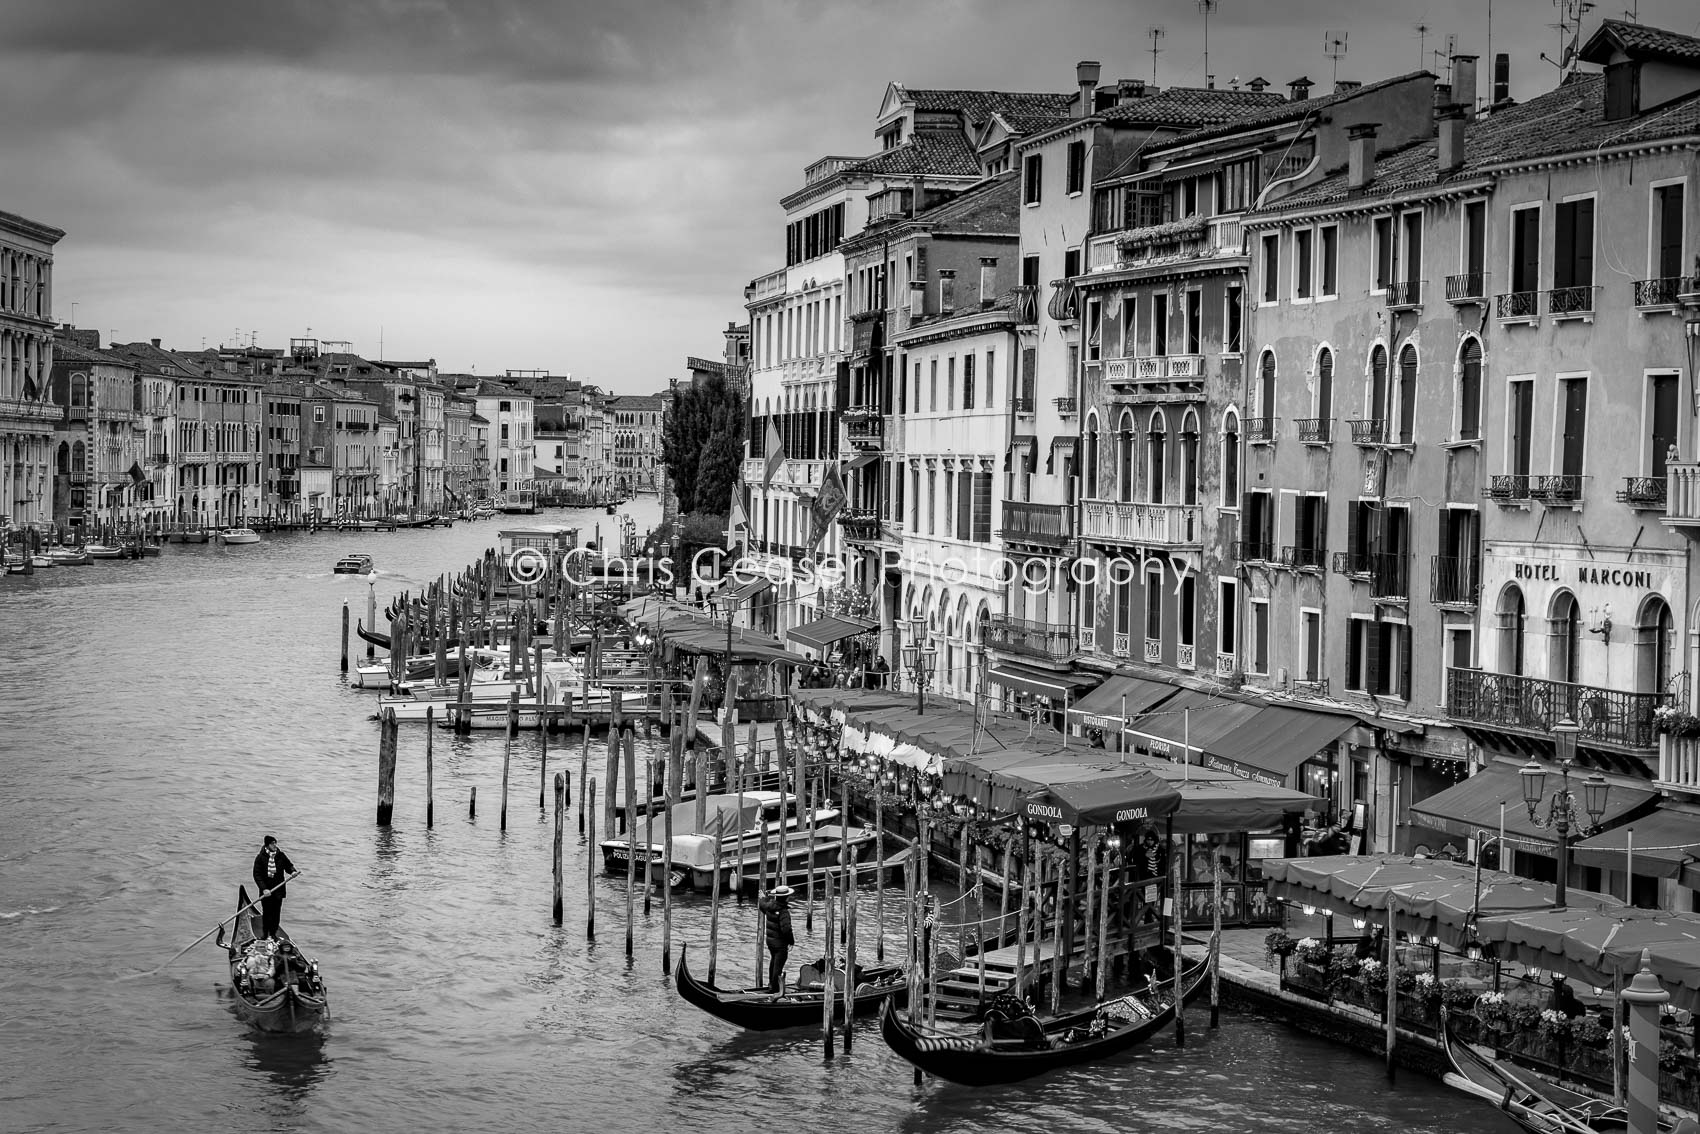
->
[3,0,1695,393]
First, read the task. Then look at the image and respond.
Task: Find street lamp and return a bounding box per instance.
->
[1519,718,1609,909]
[901,615,936,715]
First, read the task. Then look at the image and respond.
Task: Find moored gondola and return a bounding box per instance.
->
[880,953,1211,1087]
[674,944,906,1031]
[220,886,330,1034]
[1438,1007,1662,1133]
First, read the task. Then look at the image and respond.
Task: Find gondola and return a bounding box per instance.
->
[219,886,330,1034]
[674,944,907,1031]
[1438,1008,1667,1133]
[880,953,1211,1087]
[356,619,390,650]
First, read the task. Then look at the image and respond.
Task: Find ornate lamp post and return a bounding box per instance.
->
[1519,718,1610,910]
[901,616,937,715]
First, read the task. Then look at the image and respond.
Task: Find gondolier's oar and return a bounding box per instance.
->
[125,871,305,979]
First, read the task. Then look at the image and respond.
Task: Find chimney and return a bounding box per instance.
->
[1433,82,1452,109]
[1117,78,1147,105]
[1335,79,1362,94]
[1347,123,1379,190]
[1077,61,1102,118]
[1247,76,1270,93]
[1493,53,1510,105]
[1288,76,1313,101]
[1437,104,1466,174]
[151,338,161,348]
[1452,54,1479,117]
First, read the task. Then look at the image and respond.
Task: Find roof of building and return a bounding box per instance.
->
[1581,18,1700,66]
[899,88,1074,124]
[605,394,664,410]
[915,170,1022,235]
[110,341,258,382]
[845,130,983,178]
[1157,70,1432,150]
[1261,72,1700,214]
[1098,86,1289,128]
[470,413,490,424]
[52,341,130,367]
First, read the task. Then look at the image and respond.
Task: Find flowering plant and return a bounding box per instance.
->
[1294,937,1330,965]
[1654,705,1700,738]
[1441,980,1478,1009]
[1359,958,1385,982]
[1661,1039,1688,1072]
[1395,969,1418,993]
[1571,1016,1608,1046]
[1264,931,1296,960]
[1475,990,1510,1026]
[1539,1008,1572,1038]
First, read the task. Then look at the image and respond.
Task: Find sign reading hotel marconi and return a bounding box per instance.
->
[1488,547,1680,598]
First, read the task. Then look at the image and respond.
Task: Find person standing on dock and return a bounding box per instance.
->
[251,836,297,939]
[758,886,794,993]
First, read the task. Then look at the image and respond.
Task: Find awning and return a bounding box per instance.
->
[1200,705,1357,786]
[725,576,772,604]
[1066,674,1178,731]
[1572,807,1700,879]
[846,452,879,471]
[1407,762,1657,849]
[787,614,879,653]
[1123,688,1263,763]
[987,662,1098,702]
[1024,767,1182,828]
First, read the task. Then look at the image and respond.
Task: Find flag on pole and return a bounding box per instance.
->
[727,480,748,552]
[762,418,785,490]
[808,462,846,552]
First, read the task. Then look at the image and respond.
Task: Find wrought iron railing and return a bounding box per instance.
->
[1446,667,1667,750]
[839,508,881,540]
[1243,417,1276,444]
[1046,279,1077,322]
[1548,284,1597,317]
[1237,538,1273,563]
[1011,397,1035,414]
[1011,285,1040,326]
[1633,276,1692,308]
[1332,549,1408,598]
[1446,272,1485,302]
[1386,280,1422,309]
[846,418,883,446]
[1430,555,1480,606]
[984,615,1075,661]
[1617,477,1666,508]
[1496,291,1538,320]
[1485,473,1533,502]
[1530,474,1587,506]
[1054,397,1077,415]
[999,499,1073,544]
[1296,418,1332,443]
[1348,419,1386,445]
[1280,544,1327,570]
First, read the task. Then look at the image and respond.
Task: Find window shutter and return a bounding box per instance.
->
[1021,348,1037,402]
[1554,202,1576,290]
[1399,625,1413,699]
[973,472,992,542]
[1573,199,1594,289]
[1365,618,1383,694]
[956,471,972,541]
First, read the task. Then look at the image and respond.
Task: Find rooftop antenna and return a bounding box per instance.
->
[1432,33,1458,83]
[1323,29,1349,84]
[1198,0,1218,88]
[1541,0,1594,75]
[70,301,77,325]
[1415,22,1432,70]
[1147,26,1166,85]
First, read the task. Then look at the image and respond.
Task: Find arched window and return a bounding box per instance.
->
[70,372,87,407]
[71,440,85,472]
[1637,597,1675,695]
[1315,347,1334,426]
[1257,351,1276,420]
[1550,591,1582,684]
[1458,339,1482,441]
[1084,411,1101,498]
[1221,410,1240,504]
[1499,585,1526,676]
[1369,345,1389,437]
[1396,344,1418,444]
[1143,563,1164,646]
[1180,410,1200,506]
[1116,410,1135,501]
[1147,410,1168,504]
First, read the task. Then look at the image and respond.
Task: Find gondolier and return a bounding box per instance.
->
[758,886,794,992]
[251,836,297,940]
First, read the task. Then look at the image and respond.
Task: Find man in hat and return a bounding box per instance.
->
[758,885,795,993]
[251,836,297,940]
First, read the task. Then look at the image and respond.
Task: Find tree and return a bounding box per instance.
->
[693,399,744,515]
[662,373,745,519]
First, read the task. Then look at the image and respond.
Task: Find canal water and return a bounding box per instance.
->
[0,500,1519,1134]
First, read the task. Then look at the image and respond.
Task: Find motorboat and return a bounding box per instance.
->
[601,792,866,892]
[47,547,92,566]
[29,554,55,569]
[84,543,126,560]
[333,553,375,575]
[377,678,532,722]
[220,528,261,545]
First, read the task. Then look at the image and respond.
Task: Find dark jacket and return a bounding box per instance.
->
[759,895,795,951]
[253,846,296,897]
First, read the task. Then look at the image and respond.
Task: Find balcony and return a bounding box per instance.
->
[1177,643,1196,669]
[152,453,170,466]
[1634,276,1692,310]
[1485,473,1533,504]
[66,405,89,422]
[1430,555,1480,607]
[1237,538,1273,563]
[999,500,1073,548]
[1046,279,1078,323]
[1664,463,1700,530]
[1144,638,1161,663]
[1617,476,1666,509]
[1332,549,1409,600]
[984,614,1075,662]
[1548,284,1597,321]
[1165,354,1203,379]
[1446,667,1666,752]
[1215,653,1238,679]
[1080,500,1200,547]
[1012,285,1040,326]
[0,397,60,422]
[1348,419,1386,446]
[1243,417,1276,445]
[1136,357,1166,382]
[846,417,883,448]
[1054,397,1077,415]
[1279,544,1326,570]
[1011,397,1035,415]
[1658,733,1700,796]
[1529,474,1587,508]
[1385,280,1422,310]
[1496,291,1539,322]
[1445,272,1486,304]
[1295,418,1332,444]
[839,508,881,541]
[1113,631,1131,659]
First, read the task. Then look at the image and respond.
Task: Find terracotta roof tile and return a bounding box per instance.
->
[1098,86,1288,128]
[846,131,983,177]
[900,89,1073,125]
[1160,71,1433,149]
[1582,18,1700,66]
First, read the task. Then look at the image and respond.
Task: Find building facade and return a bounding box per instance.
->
[0,209,64,531]
[606,394,665,494]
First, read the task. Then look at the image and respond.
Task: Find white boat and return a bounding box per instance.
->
[84,543,125,560]
[377,678,530,721]
[47,547,91,566]
[333,553,374,575]
[29,554,55,569]
[599,792,865,892]
[221,528,261,545]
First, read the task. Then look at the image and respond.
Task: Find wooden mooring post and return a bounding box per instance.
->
[552,772,566,924]
[340,600,350,673]
[586,778,597,940]
[500,689,517,831]
[425,705,435,828]
[624,725,637,960]
[376,707,397,825]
